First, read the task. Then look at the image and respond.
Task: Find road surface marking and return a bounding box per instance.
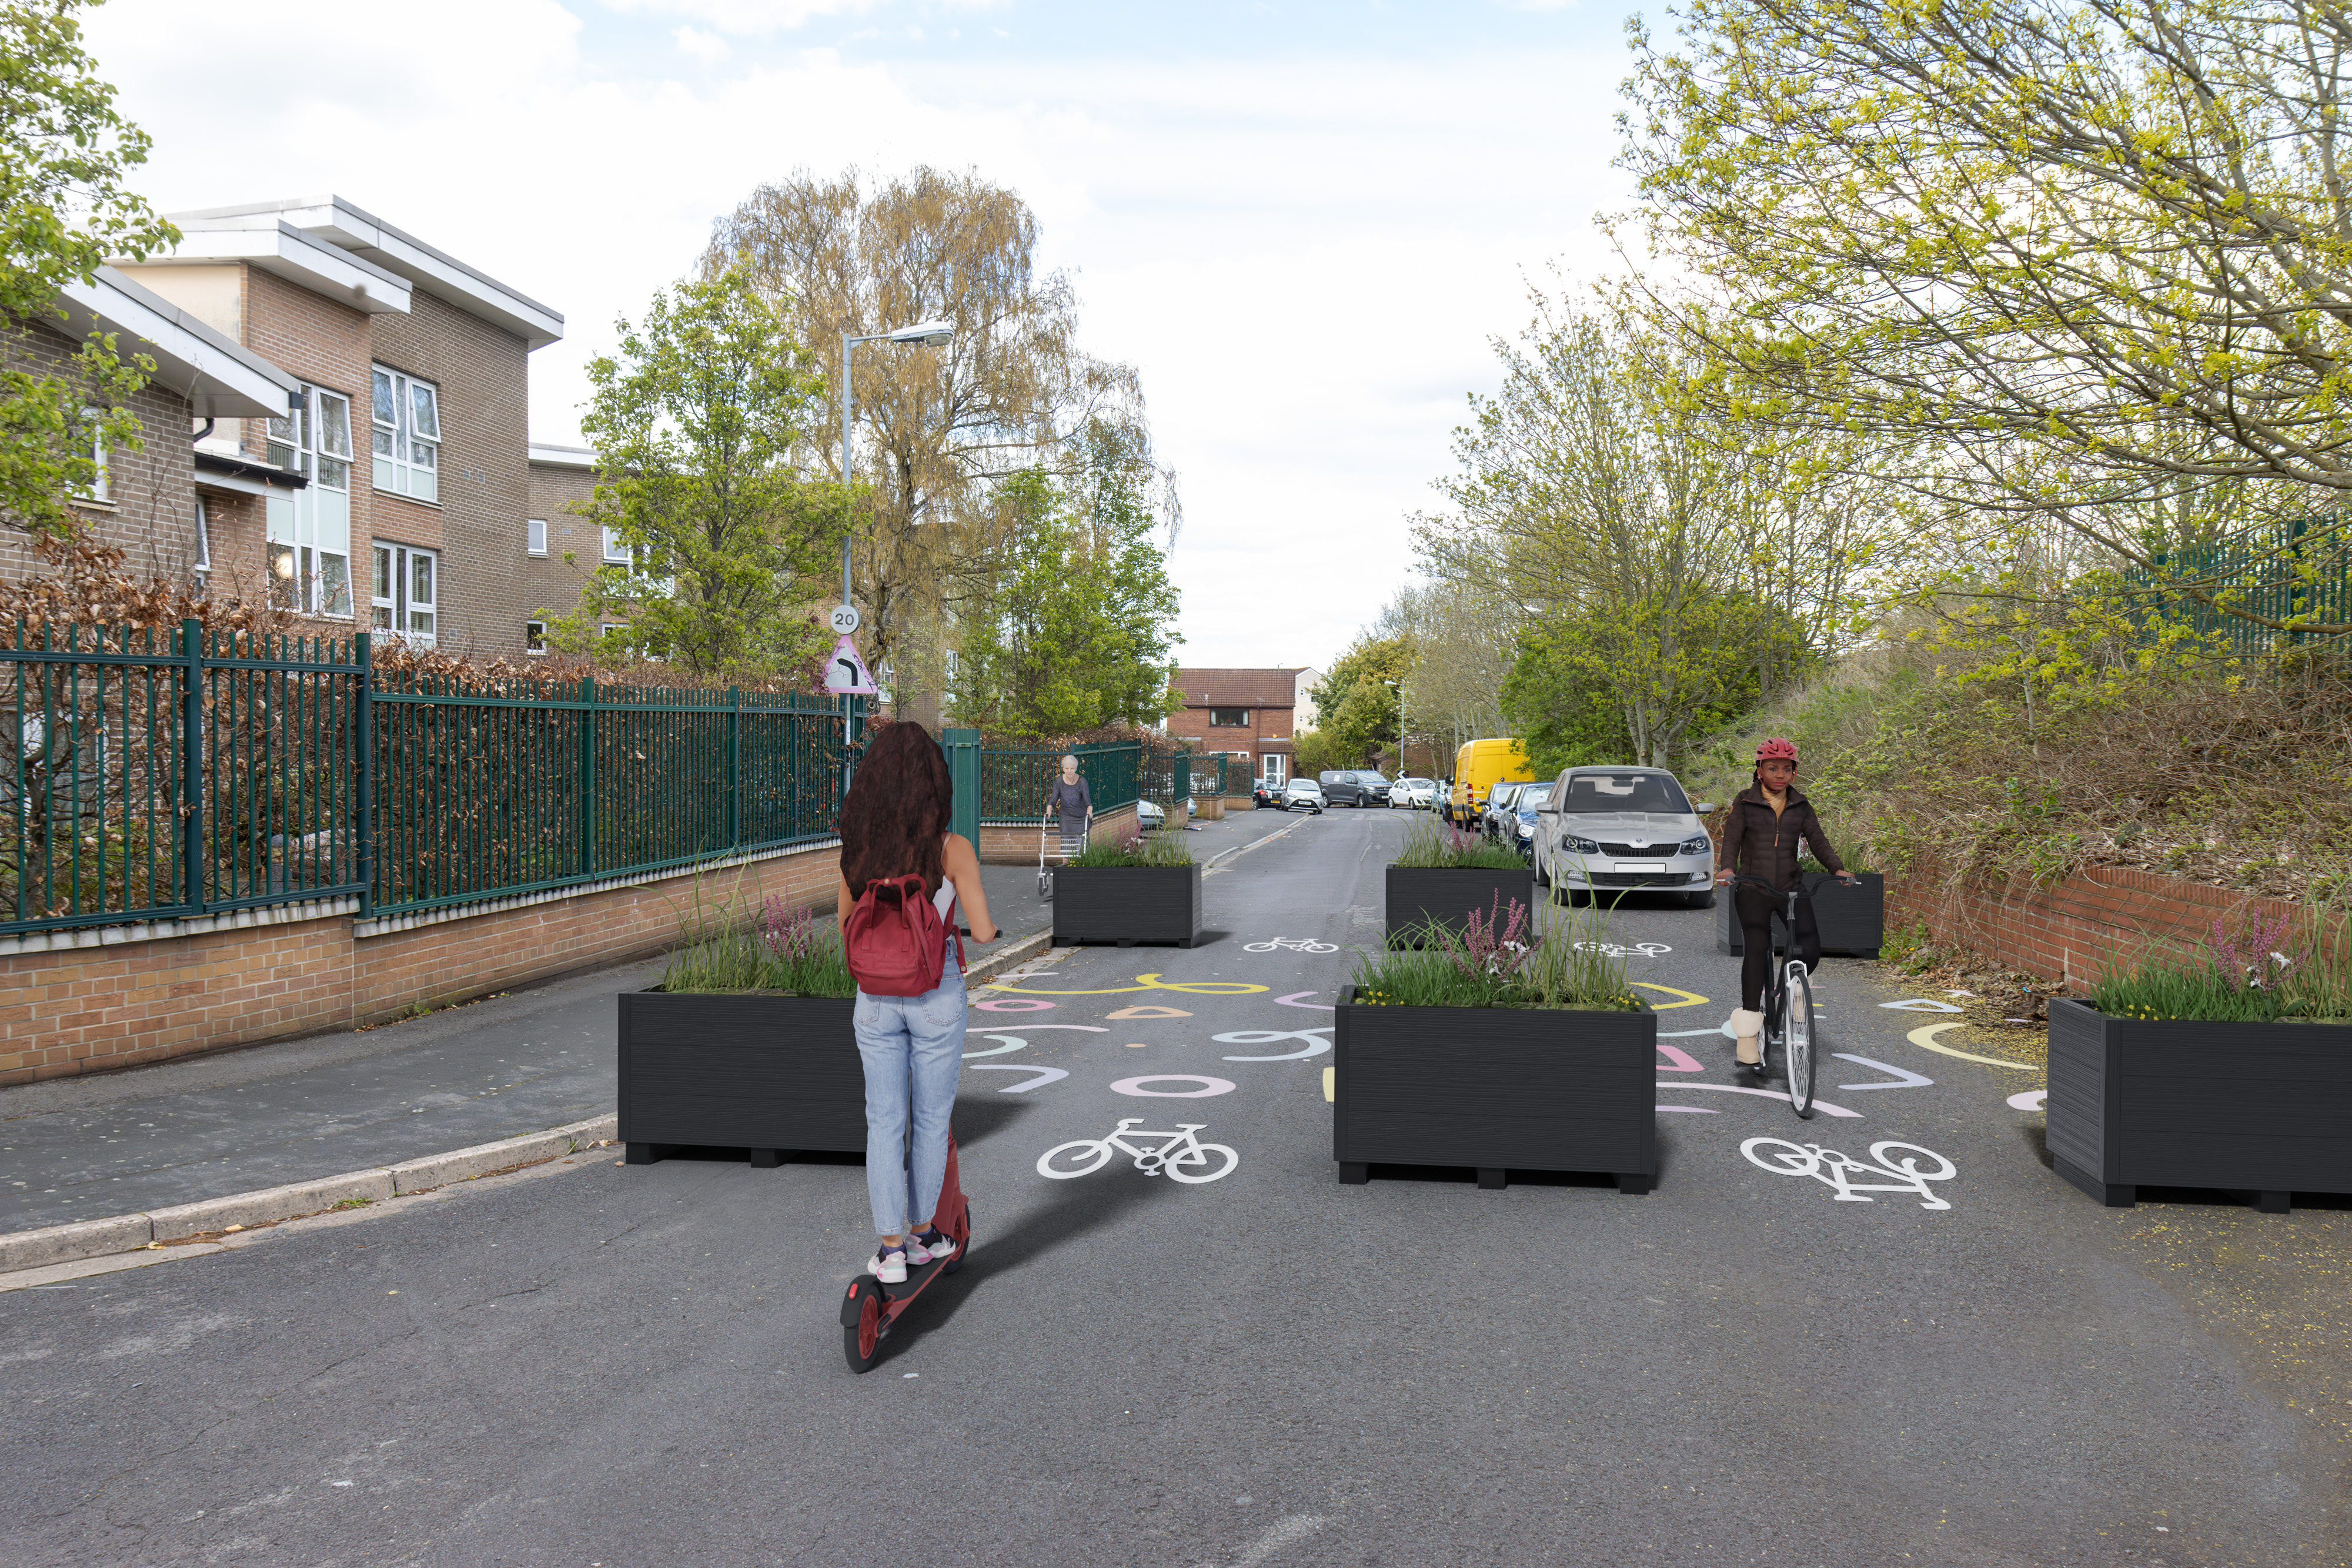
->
[1634,982,1707,1010]
[1906,1021,2037,1070]
[1658,1081,1863,1117]
[1832,1052,1936,1092]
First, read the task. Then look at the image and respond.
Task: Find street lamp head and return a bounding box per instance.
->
[886,320,954,347]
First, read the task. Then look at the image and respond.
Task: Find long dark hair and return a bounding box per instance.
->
[840,721,954,896]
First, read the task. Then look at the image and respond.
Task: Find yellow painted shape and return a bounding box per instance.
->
[1106,1004,1194,1020]
[986,972,1270,997]
[1125,1042,1147,1048]
[1633,982,1708,1011]
[1321,1066,1335,1102]
[1907,1021,2039,1071]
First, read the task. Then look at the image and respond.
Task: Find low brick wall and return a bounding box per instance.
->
[976,802,1141,865]
[1888,864,2311,986]
[0,840,841,1086]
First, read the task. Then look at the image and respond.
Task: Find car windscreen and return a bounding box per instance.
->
[1557,773,1690,814]
[1516,787,1550,811]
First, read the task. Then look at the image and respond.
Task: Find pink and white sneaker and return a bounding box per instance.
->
[907,1229,957,1266]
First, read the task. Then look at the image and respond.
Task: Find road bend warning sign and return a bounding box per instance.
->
[823,635,878,696]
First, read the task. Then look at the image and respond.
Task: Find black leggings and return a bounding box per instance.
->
[1736,885,1820,1011]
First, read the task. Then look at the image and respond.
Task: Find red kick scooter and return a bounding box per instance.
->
[839,1132,971,1373]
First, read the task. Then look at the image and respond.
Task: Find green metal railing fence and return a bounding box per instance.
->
[3,619,858,935]
[2126,520,2352,656]
[976,741,1141,824]
[4,619,368,934]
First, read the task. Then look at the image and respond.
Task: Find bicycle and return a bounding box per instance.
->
[1723,872,1822,1119]
[1036,1118,1240,1183]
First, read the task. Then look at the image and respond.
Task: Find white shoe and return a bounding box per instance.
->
[909,1231,957,1266]
[870,1245,908,1284]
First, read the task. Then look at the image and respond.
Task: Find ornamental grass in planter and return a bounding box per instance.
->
[1054,825,1201,948]
[1385,814,1535,947]
[619,895,864,1167]
[2049,910,2352,1213]
[1335,895,1656,1191]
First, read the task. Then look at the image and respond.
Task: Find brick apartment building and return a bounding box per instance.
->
[521,441,602,653]
[1165,667,1321,787]
[107,195,565,657]
[0,266,301,589]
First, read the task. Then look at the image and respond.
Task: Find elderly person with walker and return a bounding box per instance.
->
[1040,753,1093,895]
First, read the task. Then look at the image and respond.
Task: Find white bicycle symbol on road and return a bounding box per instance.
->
[1573,940,1672,958]
[1037,1119,1241,1184]
[1740,1138,1957,1210]
[1244,936,1340,954]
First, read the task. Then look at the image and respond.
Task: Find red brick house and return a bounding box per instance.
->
[1165,667,1317,787]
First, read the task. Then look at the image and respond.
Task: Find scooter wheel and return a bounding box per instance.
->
[943,1202,970,1275]
[841,1278,885,1373]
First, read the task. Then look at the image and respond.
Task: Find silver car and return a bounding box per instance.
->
[1535,767,1718,909]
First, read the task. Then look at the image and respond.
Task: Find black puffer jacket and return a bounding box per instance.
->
[1717,783,1845,892]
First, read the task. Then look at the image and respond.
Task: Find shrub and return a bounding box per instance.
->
[1390,813,1528,871]
[1068,824,1191,867]
[1353,891,1642,1011]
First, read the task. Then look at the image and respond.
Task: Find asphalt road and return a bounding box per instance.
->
[2,807,2344,1566]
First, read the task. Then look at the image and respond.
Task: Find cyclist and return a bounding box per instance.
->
[1713,737,1858,1072]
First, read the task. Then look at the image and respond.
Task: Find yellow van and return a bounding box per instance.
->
[1446,738,1534,827]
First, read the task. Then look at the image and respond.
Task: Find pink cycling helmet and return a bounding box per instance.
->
[1755,737,1799,764]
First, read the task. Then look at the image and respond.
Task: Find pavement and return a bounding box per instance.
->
[2,804,2346,1566]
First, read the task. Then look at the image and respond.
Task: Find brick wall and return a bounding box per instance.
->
[0,317,201,589]
[370,290,530,658]
[519,457,600,648]
[1887,864,2316,986]
[0,840,841,1086]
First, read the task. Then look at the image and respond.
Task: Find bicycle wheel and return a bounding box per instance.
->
[1740,1136,1820,1177]
[1036,1139,1114,1179]
[1162,1141,1240,1184]
[1783,962,1817,1119]
[1869,1142,1957,1182]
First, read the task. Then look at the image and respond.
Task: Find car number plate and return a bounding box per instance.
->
[1612,861,1667,872]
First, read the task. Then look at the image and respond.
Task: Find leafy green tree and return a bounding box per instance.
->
[1622,0,2352,632]
[546,270,841,677]
[1310,633,1412,767]
[1,0,179,544]
[950,435,1182,738]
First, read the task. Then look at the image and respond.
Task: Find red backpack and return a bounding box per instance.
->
[843,874,964,997]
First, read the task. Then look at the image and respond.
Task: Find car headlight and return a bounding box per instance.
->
[1680,835,1712,855]
[1564,835,1600,855]
[1516,821,1534,838]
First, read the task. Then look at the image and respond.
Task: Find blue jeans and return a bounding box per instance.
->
[852,941,965,1237]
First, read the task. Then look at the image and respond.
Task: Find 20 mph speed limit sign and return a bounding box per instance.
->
[828,604,861,634]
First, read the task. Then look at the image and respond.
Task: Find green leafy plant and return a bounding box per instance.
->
[2090,907,2352,1022]
[1068,823,1191,867]
[659,892,856,996]
[1390,812,1528,871]
[1352,892,1642,1011]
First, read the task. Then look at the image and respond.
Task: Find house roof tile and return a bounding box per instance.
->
[1173,668,1304,707]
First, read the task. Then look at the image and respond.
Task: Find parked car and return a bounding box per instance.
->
[1509,783,1552,860]
[1535,767,1718,909]
[1320,769,1392,808]
[1481,780,1535,840]
[1393,777,1438,808]
[1281,777,1327,814]
[1252,780,1281,810]
[1136,798,1167,831]
[1447,738,1533,827]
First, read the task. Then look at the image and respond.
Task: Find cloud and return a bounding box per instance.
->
[82,2,1637,666]
[606,0,882,35]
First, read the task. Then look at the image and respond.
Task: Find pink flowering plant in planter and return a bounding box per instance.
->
[657,890,856,997]
[1353,892,1641,1011]
[2087,905,2350,1022]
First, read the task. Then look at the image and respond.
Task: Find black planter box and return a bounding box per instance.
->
[1717,871,1884,958]
[2046,998,2352,1213]
[1052,862,1202,947]
[1332,987,1657,1191]
[1385,865,1538,947]
[617,990,865,1166]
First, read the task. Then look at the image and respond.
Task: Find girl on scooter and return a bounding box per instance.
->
[837,722,1000,1285]
[1713,738,1858,1072]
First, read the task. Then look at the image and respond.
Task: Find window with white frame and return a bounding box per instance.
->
[1262,754,1288,788]
[372,542,437,646]
[265,385,354,617]
[79,407,112,502]
[601,525,630,565]
[193,496,211,573]
[526,517,547,556]
[371,366,440,503]
[524,620,547,655]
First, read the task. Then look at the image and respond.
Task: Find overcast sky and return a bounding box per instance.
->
[86,0,1641,671]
